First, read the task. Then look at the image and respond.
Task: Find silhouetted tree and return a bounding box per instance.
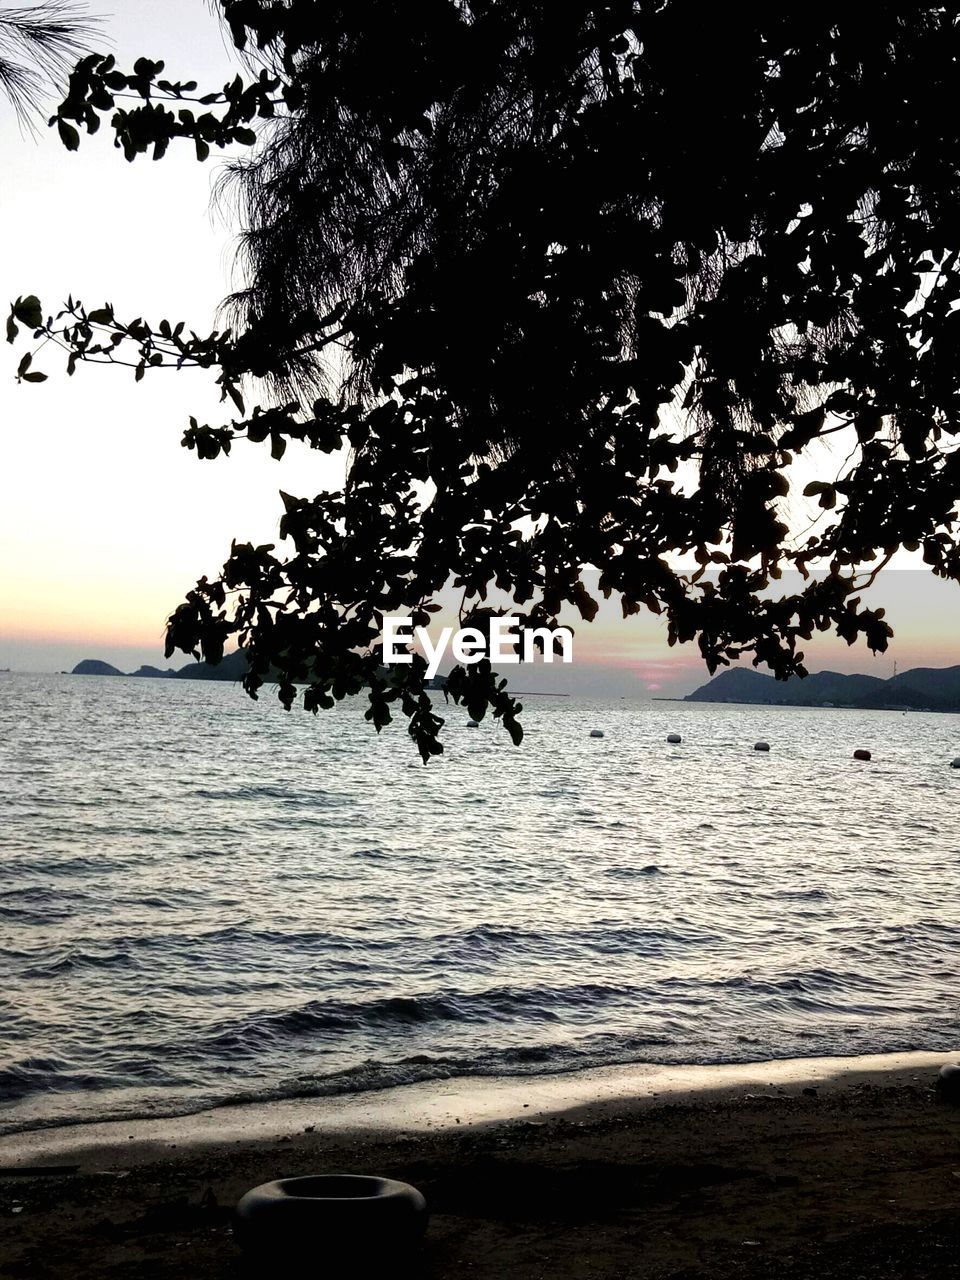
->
[10,3,960,757]
[0,3,94,124]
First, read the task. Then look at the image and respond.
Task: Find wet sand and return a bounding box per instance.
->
[2,1051,960,1278]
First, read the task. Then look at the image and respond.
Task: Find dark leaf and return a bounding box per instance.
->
[57,119,81,151]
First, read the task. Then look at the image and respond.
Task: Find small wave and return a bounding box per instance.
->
[8,854,129,877]
[0,902,73,923]
[0,1057,87,1102]
[0,884,89,904]
[191,783,338,806]
[201,981,640,1054]
[19,947,136,978]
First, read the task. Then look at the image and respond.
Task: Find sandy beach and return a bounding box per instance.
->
[2,1051,960,1278]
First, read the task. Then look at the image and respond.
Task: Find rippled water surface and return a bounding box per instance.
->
[2,673,959,1134]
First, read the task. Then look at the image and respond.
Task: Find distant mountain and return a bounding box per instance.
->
[72,659,124,677]
[72,650,252,682]
[888,666,960,702]
[686,664,960,712]
[71,651,448,689]
[174,649,251,681]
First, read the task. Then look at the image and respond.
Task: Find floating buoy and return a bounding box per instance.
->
[235,1175,427,1260]
[754,741,770,752]
[853,748,872,761]
[590,729,604,738]
[951,758,960,769]
[466,719,479,728]
[666,733,681,744]
[938,1063,960,1102]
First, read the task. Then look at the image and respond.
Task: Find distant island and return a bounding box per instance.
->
[72,651,254,682]
[70,652,448,689]
[685,665,960,713]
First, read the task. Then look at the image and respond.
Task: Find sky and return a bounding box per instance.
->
[0,1,345,671]
[1,2,959,696]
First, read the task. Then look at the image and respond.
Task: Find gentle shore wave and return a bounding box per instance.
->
[1,1048,954,1168]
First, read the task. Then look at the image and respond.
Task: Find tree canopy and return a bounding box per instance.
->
[10,2,960,758]
[0,2,95,124]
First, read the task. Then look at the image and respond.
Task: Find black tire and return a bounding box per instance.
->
[235,1174,428,1259]
[938,1064,960,1102]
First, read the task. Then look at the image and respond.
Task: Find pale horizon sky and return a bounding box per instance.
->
[2,3,959,698]
[5,570,959,702]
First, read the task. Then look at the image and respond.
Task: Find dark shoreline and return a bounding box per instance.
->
[2,1053,959,1278]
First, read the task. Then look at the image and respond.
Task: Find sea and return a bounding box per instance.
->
[1,672,959,1136]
